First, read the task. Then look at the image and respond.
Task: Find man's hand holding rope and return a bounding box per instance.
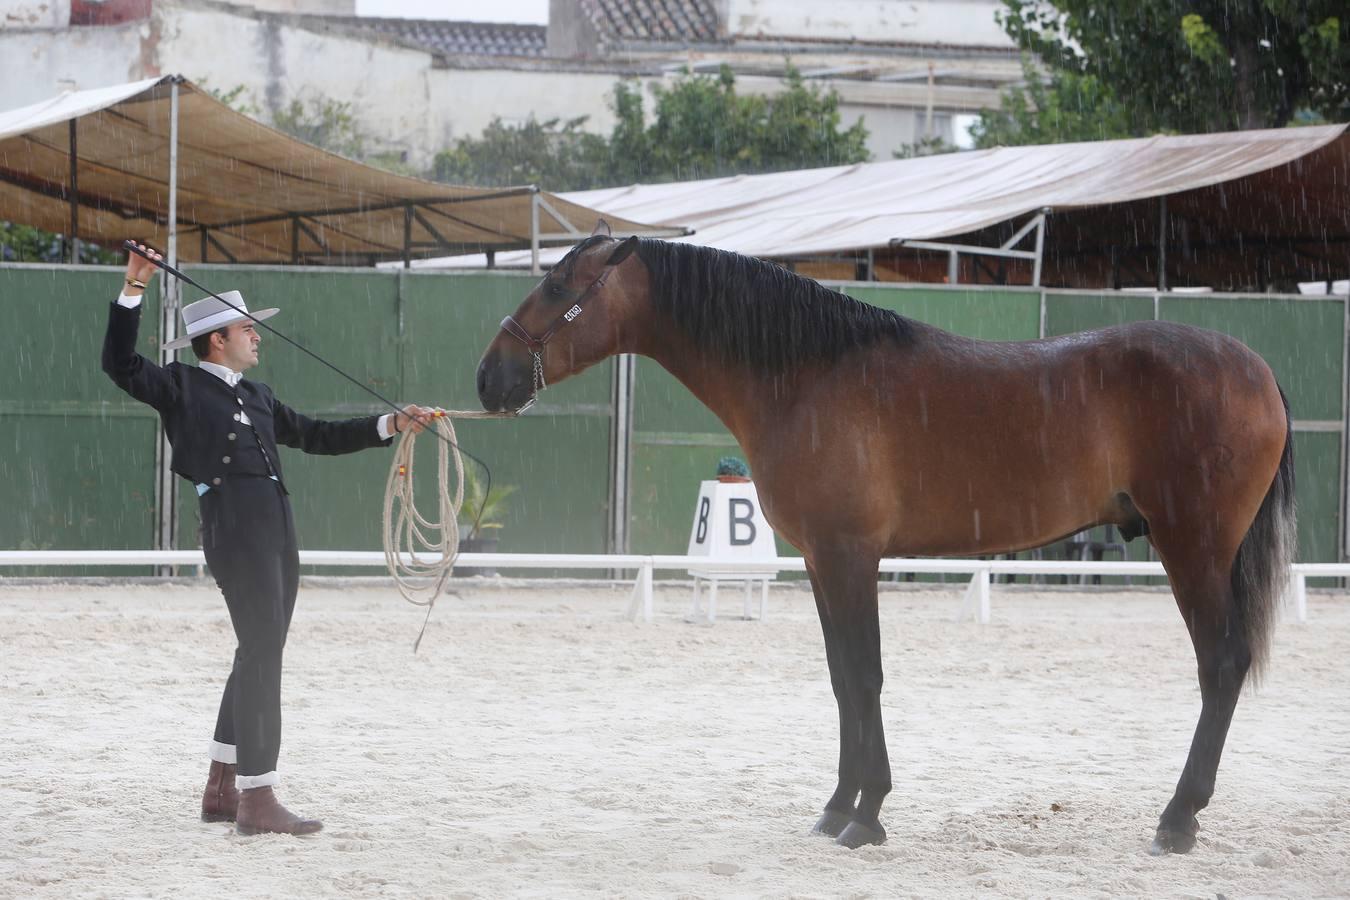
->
[392,405,436,436]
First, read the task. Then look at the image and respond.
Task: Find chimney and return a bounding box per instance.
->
[547,0,603,58]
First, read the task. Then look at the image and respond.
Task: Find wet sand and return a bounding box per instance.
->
[2,579,1347,898]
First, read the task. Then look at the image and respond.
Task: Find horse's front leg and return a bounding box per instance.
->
[811,551,890,848]
[806,563,859,838]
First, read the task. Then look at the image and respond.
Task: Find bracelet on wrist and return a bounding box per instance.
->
[125,277,147,289]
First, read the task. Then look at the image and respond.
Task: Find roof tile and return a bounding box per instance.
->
[333,17,547,58]
[582,0,720,43]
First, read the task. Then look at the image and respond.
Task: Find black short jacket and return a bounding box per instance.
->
[101,302,390,490]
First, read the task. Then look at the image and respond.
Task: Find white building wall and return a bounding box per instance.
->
[726,0,1013,48]
[0,22,145,107]
[242,0,354,13]
[1,0,70,29]
[155,2,647,168]
[0,0,1011,172]
[426,68,630,147]
[155,2,437,160]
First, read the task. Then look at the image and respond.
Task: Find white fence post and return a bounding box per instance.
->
[626,559,654,623]
[957,568,992,624]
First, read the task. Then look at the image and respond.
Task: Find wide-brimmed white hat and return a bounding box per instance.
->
[163,291,279,350]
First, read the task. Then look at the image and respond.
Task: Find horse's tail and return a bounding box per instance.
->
[1232,384,1297,684]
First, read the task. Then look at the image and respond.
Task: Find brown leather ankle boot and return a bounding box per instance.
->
[235,786,323,836]
[201,760,240,823]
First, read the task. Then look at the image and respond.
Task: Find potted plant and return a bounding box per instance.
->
[716,456,751,483]
[456,467,517,576]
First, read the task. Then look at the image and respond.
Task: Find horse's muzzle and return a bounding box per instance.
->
[476,349,533,413]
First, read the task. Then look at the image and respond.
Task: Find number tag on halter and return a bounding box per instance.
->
[563,304,583,322]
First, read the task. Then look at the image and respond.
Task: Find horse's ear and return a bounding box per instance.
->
[605,235,638,267]
[590,218,611,238]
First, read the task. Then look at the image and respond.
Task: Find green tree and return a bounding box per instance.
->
[893,135,961,158]
[621,65,870,182]
[271,94,369,160]
[431,66,871,191]
[969,58,1142,148]
[432,116,612,189]
[996,1,1348,133]
[0,221,120,264]
[0,221,65,263]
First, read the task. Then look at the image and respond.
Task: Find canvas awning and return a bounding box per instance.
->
[401,124,1350,290]
[0,76,681,266]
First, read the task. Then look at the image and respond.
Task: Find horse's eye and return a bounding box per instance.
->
[546,281,565,298]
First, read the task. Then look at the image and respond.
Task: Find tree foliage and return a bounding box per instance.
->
[432,66,870,191]
[0,220,120,264]
[271,94,369,160]
[0,221,66,263]
[432,116,612,189]
[969,58,1141,148]
[995,1,1348,134]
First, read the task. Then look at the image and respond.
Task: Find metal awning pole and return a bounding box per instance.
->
[530,188,541,276]
[608,355,635,560]
[947,250,958,285]
[1158,195,1168,292]
[156,79,182,563]
[402,204,412,268]
[68,120,79,264]
[1032,209,1048,287]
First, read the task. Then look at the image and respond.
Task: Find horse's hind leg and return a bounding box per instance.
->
[806,564,860,838]
[1149,545,1252,855]
[810,552,890,848]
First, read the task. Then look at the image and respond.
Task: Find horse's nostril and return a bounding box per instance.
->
[477,366,487,396]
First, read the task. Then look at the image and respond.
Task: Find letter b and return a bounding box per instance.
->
[729,498,756,546]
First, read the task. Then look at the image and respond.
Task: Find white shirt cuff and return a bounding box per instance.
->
[377,414,396,441]
[116,290,143,309]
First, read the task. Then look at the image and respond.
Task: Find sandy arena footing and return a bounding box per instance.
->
[2,580,1347,898]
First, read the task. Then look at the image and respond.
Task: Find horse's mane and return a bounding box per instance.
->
[635,239,915,372]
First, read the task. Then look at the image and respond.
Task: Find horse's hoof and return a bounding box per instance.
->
[1149,827,1197,856]
[836,820,887,849]
[811,809,853,838]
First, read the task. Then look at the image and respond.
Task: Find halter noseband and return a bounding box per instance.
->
[497,261,616,405]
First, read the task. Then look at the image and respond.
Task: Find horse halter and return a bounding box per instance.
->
[497,259,617,407]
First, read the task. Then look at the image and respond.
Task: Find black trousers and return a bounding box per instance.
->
[200,476,299,780]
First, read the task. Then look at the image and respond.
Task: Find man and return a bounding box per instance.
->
[102,243,434,836]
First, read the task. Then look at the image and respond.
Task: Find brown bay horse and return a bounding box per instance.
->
[476,224,1296,854]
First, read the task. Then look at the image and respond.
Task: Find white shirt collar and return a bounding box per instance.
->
[199,361,244,388]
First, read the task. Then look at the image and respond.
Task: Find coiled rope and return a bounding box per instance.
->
[382,409,518,650]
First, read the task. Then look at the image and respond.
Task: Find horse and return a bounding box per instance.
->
[476,222,1296,854]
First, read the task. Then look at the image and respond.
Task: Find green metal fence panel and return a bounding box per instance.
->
[4,265,1345,572]
[1160,295,1344,422]
[400,271,614,559]
[1294,431,1341,568]
[0,266,160,574]
[844,285,1043,341]
[1045,292,1155,336]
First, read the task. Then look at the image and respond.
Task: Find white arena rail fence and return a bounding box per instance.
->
[0,551,1343,626]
